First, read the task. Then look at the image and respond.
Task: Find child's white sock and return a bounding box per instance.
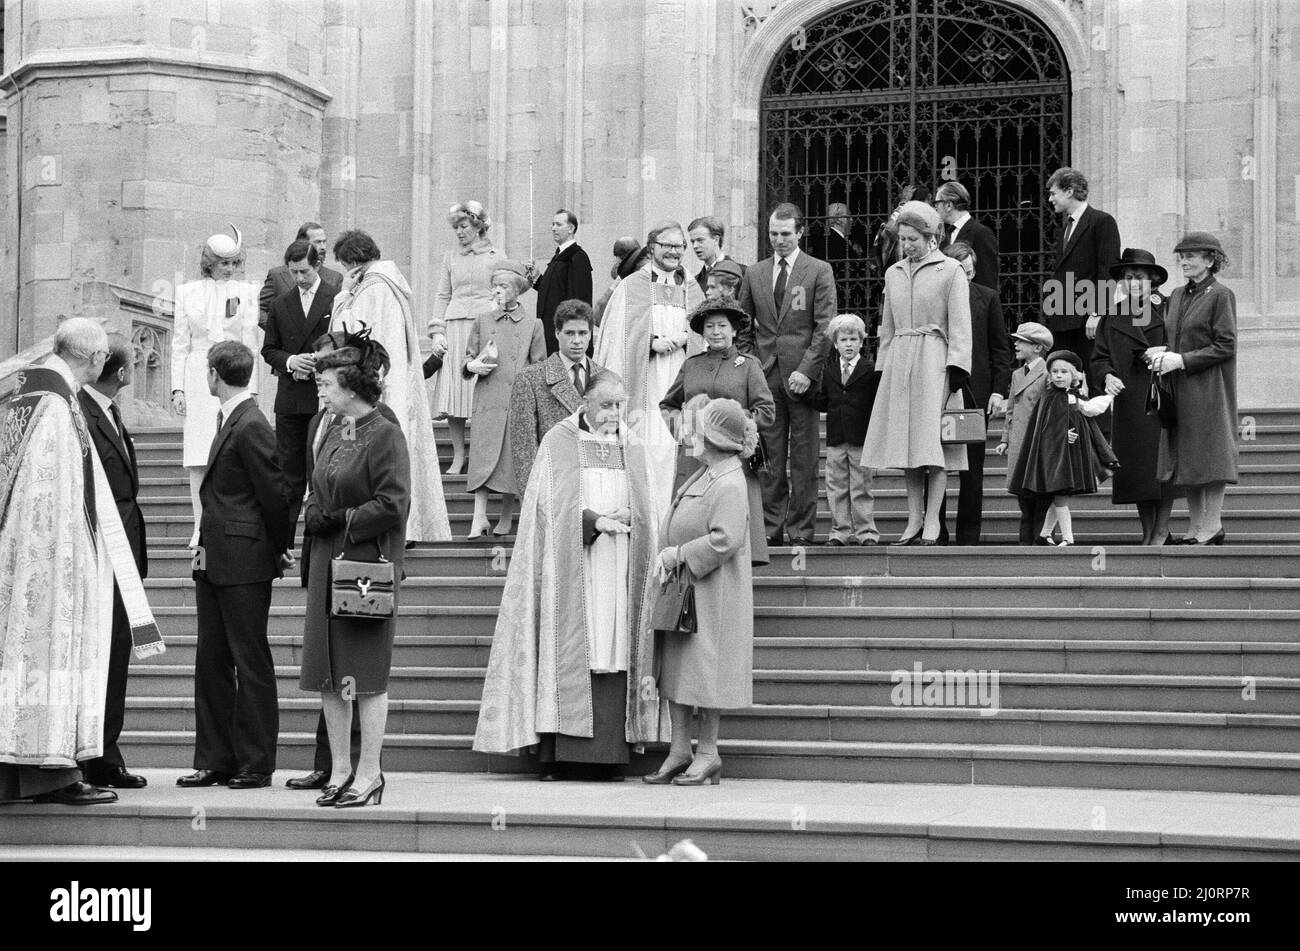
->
[1056,504,1073,544]
[1040,504,1058,538]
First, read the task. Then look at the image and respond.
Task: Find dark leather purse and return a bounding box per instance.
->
[940,386,986,445]
[1145,371,1176,428]
[330,511,395,621]
[651,565,697,635]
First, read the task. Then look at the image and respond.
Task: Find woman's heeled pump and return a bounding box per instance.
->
[672,760,723,786]
[1197,529,1226,546]
[890,532,923,547]
[334,773,385,808]
[642,758,692,785]
[315,773,354,807]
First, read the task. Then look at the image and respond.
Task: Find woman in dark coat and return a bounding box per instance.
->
[1092,248,1182,545]
[1152,233,1238,545]
[660,297,775,565]
[300,339,410,808]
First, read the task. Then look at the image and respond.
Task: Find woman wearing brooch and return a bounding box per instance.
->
[1091,248,1182,545]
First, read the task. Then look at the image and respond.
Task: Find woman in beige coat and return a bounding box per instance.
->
[646,397,754,787]
[862,201,973,544]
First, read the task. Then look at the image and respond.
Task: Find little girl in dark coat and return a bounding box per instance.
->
[1009,350,1119,545]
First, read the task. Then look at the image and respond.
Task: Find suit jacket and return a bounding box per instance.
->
[737,251,837,390]
[808,355,879,447]
[261,280,339,414]
[1042,205,1121,332]
[76,390,147,577]
[508,353,606,491]
[535,244,593,353]
[967,282,1014,407]
[694,254,745,295]
[945,216,999,292]
[259,264,342,327]
[195,397,290,586]
[1001,359,1048,480]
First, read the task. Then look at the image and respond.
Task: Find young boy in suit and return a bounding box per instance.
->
[995,322,1054,544]
[810,314,880,545]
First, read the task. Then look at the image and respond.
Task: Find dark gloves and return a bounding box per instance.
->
[304,505,344,536]
[947,366,969,394]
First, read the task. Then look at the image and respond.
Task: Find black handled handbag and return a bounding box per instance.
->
[329,511,395,621]
[1145,371,1177,428]
[651,565,697,635]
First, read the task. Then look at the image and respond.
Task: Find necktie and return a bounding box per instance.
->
[1062,217,1075,248]
[572,362,584,395]
[216,409,225,432]
[774,256,788,307]
[842,360,852,384]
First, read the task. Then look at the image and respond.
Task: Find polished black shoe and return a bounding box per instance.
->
[33,781,118,805]
[765,534,784,548]
[1197,529,1226,546]
[286,770,329,790]
[788,537,814,546]
[87,766,147,789]
[227,772,272,789]
[538,767,562,782]
[176,769,232,788]
[315,773,355,806]
[890,532,922,547]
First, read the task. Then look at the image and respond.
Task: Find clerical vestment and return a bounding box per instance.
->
[473,412,666,754]
[0,357,162,768]
[594,267,704,534]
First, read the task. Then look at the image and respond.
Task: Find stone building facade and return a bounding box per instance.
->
[0,0,1294,418]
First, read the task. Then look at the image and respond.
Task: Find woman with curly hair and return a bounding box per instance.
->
[645,397,756,787]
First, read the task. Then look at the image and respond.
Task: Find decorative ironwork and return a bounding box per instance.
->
[130,321,169,409]
[760,0,1072,333]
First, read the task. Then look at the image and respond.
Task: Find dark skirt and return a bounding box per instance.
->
[1010,389,1119,498]
[537,672,630,764]
[299,531,400,695]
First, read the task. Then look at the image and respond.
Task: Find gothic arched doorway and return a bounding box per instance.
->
[760,0,1071,332]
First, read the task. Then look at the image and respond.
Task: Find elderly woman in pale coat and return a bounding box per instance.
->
[862,201,972,545]
[645,397,754,787]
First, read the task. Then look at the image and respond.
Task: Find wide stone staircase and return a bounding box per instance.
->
[120,407,1300,796]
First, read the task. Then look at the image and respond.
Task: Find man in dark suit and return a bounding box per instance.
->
[938,242,1014,545]
[688,215,743,295]
[528,209,593,355]
[1042,167,1121,386]
[258,221,343,328]
[509,300,606,491]
[936,182,999,292]
[76,335,149,790]
[738,202,837,546]
[178,342,289,790]
[261,238,338,540]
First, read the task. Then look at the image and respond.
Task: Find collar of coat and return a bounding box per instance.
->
[458,238,495,256]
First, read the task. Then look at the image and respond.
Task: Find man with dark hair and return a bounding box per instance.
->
[178,341,289,790]
[936,182,999,292]
[258,220,342,327]
[77,334,150,790]
[262,239,340,545]
[1043,166,1121,384]
[738,202,837,546]
[688,215,741,295]
[509,300,607,490]
[527,209,593,355]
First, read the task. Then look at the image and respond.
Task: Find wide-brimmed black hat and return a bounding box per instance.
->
[688,298,749,335]
[1044,349,1083,373]
[616,240,646,279]
[1173,231,1224,256]
[1108,247,1168,286]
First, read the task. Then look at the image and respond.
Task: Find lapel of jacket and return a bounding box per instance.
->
[778,253,811,327]
[1013,363,1045,397]
[845,357,872,387]
[291,286,335,352]
[544,353,583,413]
[1061,206,1093,262]
[204,398,254,478]
[755,258,777,327]
[81,391,134,474]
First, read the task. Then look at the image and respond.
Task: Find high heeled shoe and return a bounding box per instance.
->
[466,520,491,540]
[334,773,385,808]
[1197,529,1225,546]
[890,531,923,547]
[672,759,722,786]
[446,458,465,476]
[315,772,354,807]
[492,520,513,537]
[642,758,692,785]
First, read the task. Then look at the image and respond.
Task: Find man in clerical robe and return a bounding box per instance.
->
[0,319,163,806]
[474,374,665,780]
[595,220,705,534]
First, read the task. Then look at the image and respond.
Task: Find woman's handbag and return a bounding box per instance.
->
[330,511,395,621]
[651,564,697,635]
[940,386,986,445]
[1145,371,1177,428]
[745,432,770,475]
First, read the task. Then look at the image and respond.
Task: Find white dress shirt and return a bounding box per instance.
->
[772,247,801,291]
[218,390,254,428]
[83,385,121,436]
[299,275,321,316]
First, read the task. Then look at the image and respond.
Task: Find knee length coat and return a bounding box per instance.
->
[464,305,546,494]
[862,249,972,471]
[1157,276,1239,487]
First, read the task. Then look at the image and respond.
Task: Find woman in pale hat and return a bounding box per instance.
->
[1151,232,1238,545]
[429,200,504,474]
[171,224,262,547]
[462,259,546,538]
[1092,248,1182,544]
[646,396,755,787]
[660,297,774,565]
[862,200,973,545]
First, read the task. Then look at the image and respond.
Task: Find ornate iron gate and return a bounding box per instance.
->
[760,0,1070,331]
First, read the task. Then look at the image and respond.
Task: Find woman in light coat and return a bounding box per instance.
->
[862,201,972,545]
[646,397,754,787]
[171,224,261,547]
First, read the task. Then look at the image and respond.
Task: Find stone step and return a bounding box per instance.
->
[138,574,1300,610]
[143,604,1300,642]
[139,545,1300,579]
[121,697,1300,755]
